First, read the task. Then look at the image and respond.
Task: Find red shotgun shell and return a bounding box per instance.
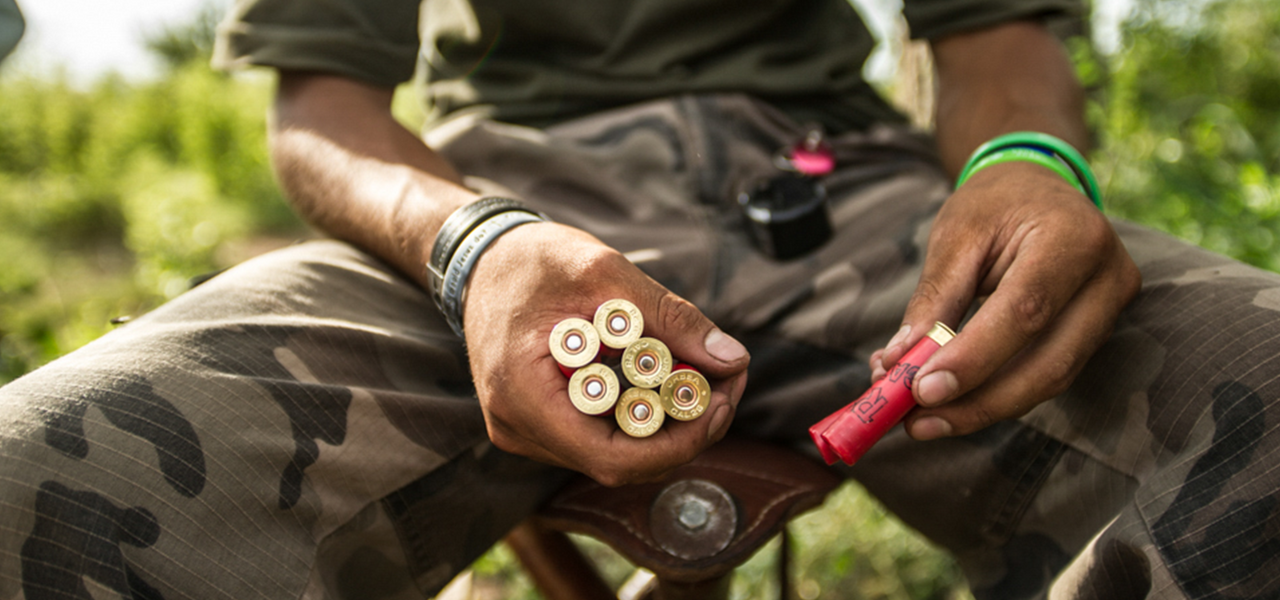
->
[810,322,956,466]
[809,409,843,465]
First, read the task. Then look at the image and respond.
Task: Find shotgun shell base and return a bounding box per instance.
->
[595,298,644,350]
[617,387,664,438]
[549,317,601,369]
[660,368,710,421]
[621,337,673,389]
[568,363,621,415]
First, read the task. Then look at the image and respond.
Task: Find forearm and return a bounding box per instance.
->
[269,71,479,289]
[930,19,1088,176]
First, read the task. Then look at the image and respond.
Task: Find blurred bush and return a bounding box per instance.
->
[1093,0,1280,270]
[0,10,303,382]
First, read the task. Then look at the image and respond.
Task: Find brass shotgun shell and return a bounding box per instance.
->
[621,337,673,388]
[616,387,664,438]
[660,367,710,421]
[567,363,620,415]
[549,317,600,369]
[594,298,644,350]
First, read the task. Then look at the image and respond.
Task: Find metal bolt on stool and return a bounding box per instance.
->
[506,438,841,600]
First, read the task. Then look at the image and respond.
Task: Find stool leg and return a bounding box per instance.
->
[778,528,791,600]
[505,520,616,600]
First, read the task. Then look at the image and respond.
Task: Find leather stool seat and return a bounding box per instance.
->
[508,437,842,600]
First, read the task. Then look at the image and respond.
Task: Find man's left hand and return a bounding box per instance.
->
[872,161,1141,440]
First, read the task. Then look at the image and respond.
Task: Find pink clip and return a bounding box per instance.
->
[790,146,835,176]
[786,130,835,176]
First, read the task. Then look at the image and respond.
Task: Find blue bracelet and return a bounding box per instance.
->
[440,209,545,337]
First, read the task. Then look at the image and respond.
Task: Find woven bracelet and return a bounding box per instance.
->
[428,197,527,298]
[439,209,546,337]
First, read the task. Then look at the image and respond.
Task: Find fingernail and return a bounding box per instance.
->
[916,370,958,406]
[871,365,886,382]
[706,404,731,441]
[888,323,911,347]
[911,416,953,441]
[705,328,747,363]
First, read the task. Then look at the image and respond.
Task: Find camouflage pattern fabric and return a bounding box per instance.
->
[2,93,1278,598]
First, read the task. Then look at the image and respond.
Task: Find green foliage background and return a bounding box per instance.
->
[0,7,301,379]
[1092,0,1280,269]
[0,69,290,377]
[1,0,1278,597]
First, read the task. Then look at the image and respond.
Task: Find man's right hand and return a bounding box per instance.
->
[462,221,750,487]
[271,71,748,486]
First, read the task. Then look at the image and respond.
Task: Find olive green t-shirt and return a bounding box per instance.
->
[213,0,1080,133]
[0,0,24,63]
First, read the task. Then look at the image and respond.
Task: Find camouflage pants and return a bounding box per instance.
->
[3,94,1279,599]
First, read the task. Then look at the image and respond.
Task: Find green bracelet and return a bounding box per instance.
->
[957,131,1102,210]
[955,147,1086,196]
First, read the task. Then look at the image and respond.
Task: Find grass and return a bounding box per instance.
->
[454,481,970,600]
